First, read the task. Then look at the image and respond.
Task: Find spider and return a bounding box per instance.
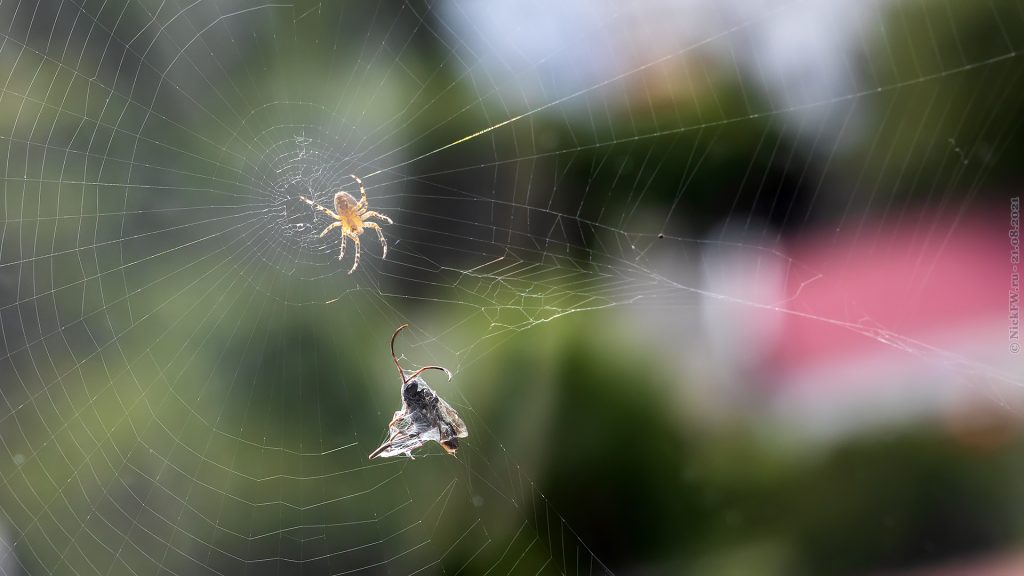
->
[299,174,393,274]
[369,324,468,460]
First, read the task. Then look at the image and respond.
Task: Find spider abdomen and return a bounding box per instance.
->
[333,192,364,233]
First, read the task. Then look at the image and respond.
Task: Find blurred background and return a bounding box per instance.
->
[0,0,1022,574]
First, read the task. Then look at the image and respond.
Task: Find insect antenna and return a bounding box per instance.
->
[406,365,452,383]
[390,324,409,382]
[390,324,452,385]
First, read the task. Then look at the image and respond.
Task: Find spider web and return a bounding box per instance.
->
[0,0,1022,574]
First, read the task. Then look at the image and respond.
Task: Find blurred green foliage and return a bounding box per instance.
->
[1,1,1023,575]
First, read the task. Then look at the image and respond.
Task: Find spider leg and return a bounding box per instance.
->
[338,233,348,262]
[299,195,339,219]
[344,231,362,274]
[349,174,368,212]
[363,221,388,259]
[361,210,393,225]
[319,221,342,238]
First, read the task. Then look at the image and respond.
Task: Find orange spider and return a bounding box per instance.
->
[299,174,393,274]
